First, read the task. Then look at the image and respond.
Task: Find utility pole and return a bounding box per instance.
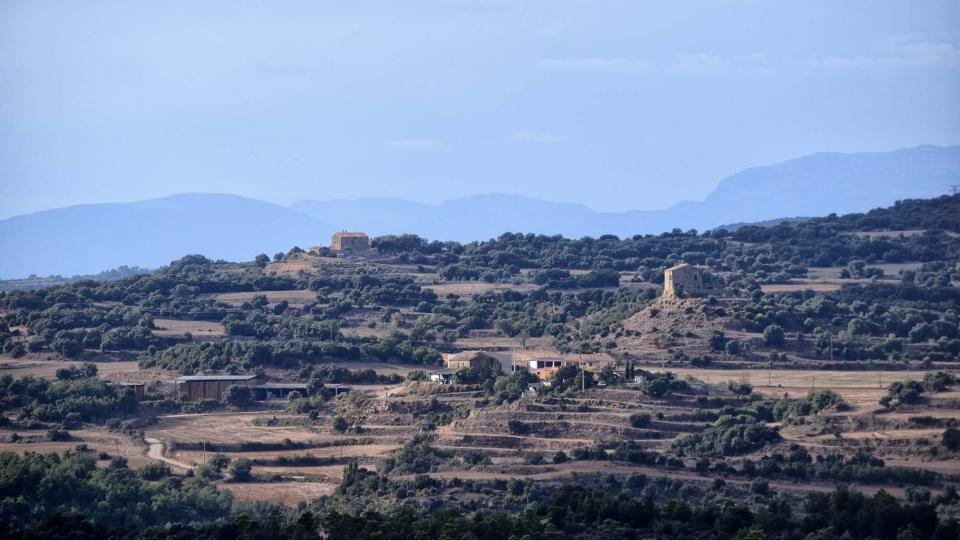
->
[202,441,206,464]
[580,352,585,393]
[768,361,772,387]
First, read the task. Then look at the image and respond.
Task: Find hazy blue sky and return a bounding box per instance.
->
[1,1,958,218]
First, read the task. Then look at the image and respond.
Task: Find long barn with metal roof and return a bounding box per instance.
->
[175,374,262,401]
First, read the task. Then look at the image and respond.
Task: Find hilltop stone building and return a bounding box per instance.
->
[663,263,706,298]
[331,231,371,255]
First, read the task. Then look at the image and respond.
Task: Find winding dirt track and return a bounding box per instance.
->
[144,437,194,470]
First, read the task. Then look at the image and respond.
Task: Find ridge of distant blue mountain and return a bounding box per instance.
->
[0,193,335,278]
[293,144,960,240]
[2,145,958,278]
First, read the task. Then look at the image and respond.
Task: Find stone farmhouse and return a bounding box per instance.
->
[331,231,371,256]
[445,350,519,374]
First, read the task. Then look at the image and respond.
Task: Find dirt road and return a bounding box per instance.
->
[144,437,194,470]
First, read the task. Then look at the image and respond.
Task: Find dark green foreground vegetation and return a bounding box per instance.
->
[0,449,958,540]
[0,366,953,538]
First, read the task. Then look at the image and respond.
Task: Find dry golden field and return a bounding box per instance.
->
[851,230,927,238]
[224,481,337,505]
[421,281,538,298]
[0,358,169,383]
[639,365,935,409]
[0,427,155,468]
[213,290,318,307]
[760,262,924,293]
[152,318,225,337]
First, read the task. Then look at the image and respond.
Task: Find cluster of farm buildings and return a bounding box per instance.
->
[122,350,617,403]
[113,350,616,403]
[428,350,618,385]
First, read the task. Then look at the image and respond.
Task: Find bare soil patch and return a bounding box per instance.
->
[173,443,398,466]
[214,290,317,307]
[455,334,554,350]
[851,230,927,238]
[637,366,932,410]
[0,358,169,383]
[223,482,336,505]
[763,263,925,294]
[0,427,153,468]
[153,319,225,337]
[146,413,320,445]
[761,283,844,293]
[621,297,728,351]
[422,282,537,298]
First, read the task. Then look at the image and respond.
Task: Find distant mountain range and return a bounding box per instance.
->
[294,145,959,238]
[0,194,335,279]
[1,144,957,278]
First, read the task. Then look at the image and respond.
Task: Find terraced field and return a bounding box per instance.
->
[94,372,953,504]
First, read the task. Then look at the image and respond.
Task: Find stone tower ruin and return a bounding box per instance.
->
[663,263,706,298]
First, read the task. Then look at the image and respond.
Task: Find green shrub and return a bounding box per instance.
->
[507,419,529,435]
[209,453,231,472]
[230,458,253,481]
[880,380,925,407]
[138,462,170,480]
[671,417,780,457]
[943,428,960,451]
[223,385,253,407]
[463,451,492,466]
[763,325,785,347]
[391,435,449,474]
[629,413,651,428]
